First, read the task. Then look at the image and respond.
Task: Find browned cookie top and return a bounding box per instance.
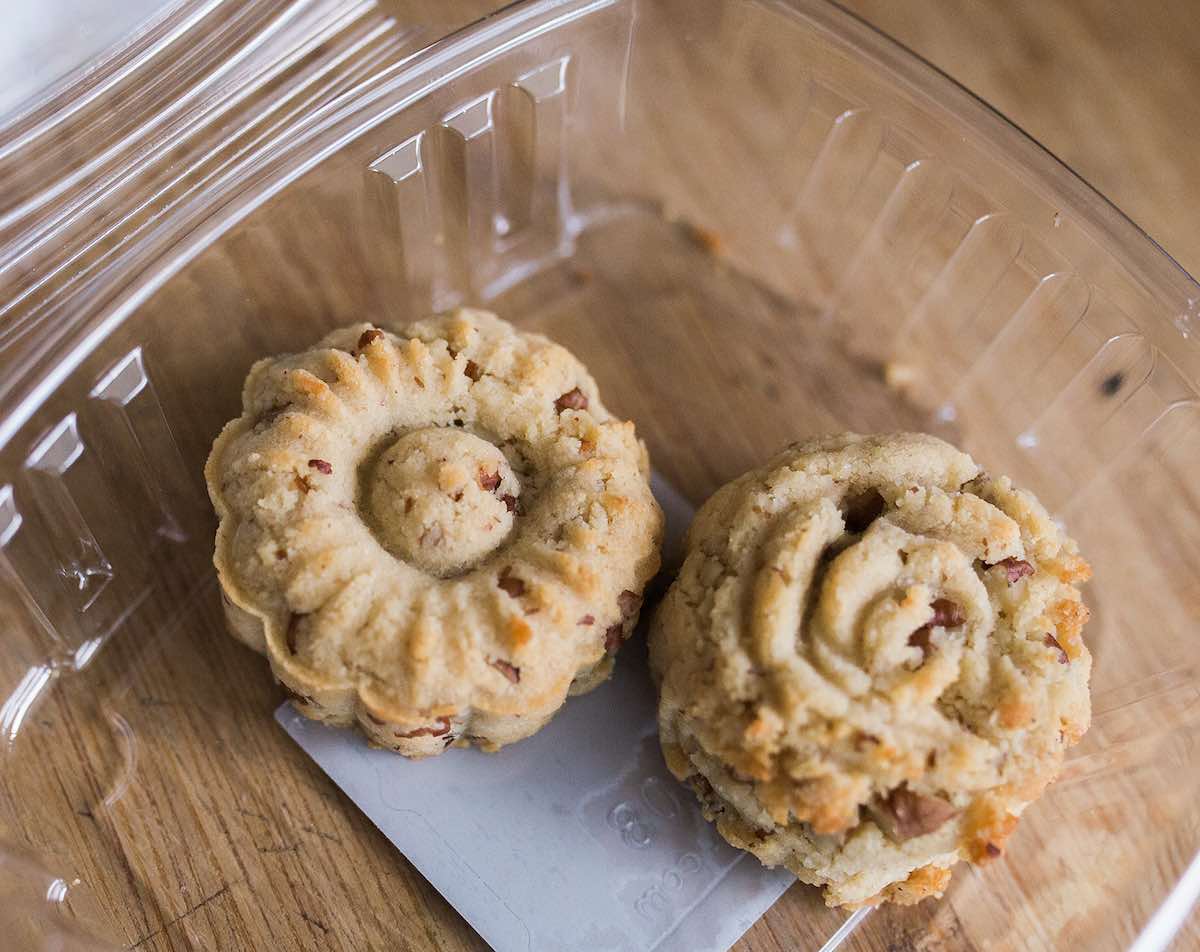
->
[207,309,662,755]
[651,432,1090,906]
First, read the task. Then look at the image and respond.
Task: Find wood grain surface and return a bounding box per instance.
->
[839,0,1200,282]
[3,2,1199,952]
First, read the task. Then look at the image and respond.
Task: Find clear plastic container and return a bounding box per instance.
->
[2,0,1198,949]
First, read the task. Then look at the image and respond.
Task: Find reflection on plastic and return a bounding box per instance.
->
[25,414,114,613]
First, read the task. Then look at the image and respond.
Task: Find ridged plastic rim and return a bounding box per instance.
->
[0,1,1195,947]
[2,0,1197,457]
[805,0,1200,317]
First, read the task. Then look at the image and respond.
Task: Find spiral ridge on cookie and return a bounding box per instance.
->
[207,309,663,756]
[650,432,1091,907]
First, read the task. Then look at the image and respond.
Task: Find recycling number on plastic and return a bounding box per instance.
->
[632,852,704,921]
[597,776,709,923]
[606,775,682,849]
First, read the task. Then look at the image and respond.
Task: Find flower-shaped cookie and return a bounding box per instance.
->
[650,432,1090,906]
[207,309,663,756]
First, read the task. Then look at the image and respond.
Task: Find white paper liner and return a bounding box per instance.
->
[277,474,796,951]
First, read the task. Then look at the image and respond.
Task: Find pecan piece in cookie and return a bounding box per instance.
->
[497,567,526,599]
[908,625,934,656]
[909,598,964,656]
[397,717,452,738]
[554,388,588,412]
[994,557,1035,585]
[356,328,384,352]
[928,598,965,628]
[618,589,642,619]
[1043,633,1069,664]
[489,658,521,683]
[871,785,958,842]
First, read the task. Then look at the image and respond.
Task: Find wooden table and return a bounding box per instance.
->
[4,2,1198,951]
[841,0,1200,282]
[393,5,1200,950]
[378,0,1200,280]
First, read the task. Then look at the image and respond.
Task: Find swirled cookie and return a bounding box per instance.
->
[649,433,1091,907]
[206,309,663,756]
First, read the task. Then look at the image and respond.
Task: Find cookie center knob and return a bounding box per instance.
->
[368,428,520,576]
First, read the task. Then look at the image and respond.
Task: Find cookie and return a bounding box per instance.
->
[649,432,1091,907]
[206,309,663,756]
